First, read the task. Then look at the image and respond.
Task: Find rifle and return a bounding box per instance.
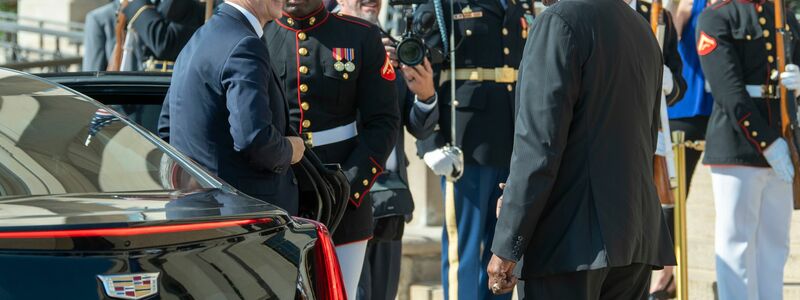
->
[107,0,129,71]
[774,0,800,209]
[650,0,676,206]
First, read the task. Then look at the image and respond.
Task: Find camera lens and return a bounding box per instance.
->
[397,38,425,66]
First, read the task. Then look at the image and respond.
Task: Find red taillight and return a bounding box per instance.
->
[307,220,347,300]
[0,218,272,239]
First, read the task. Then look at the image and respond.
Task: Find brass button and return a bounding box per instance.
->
[287,18,295,26]
[362,179,369,186]
[751,131,758,137]
[298,32,307,41]
[757,5,763,12]
[768,56,775,63]
[302,119,311,128]
[766,42,773,51]
[309,17,316,25]
[763,30,770,38]
[465,29,472,36]
[761,141,767,148]
[507,84,513,92]
[299,65,309,74]
[641,5,648,13]
[503,47,510,55]
[354,192,360,199]
[502,28,508,36]
[301,102,310,111]
[299,84,309,93]
[343,73,349,80]
[760,17,767,25]
[746,35,752,40]
[372,167,378,174]
[787,25,791,31]
[744,120,750,127]
[299,48,309,56]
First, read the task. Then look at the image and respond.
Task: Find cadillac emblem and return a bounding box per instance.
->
[98,273,160,300]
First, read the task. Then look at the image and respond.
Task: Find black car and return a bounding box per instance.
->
[0,69,347,300]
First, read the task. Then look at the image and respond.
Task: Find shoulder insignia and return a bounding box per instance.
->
[380,53,396,81]
[698,31,718,56]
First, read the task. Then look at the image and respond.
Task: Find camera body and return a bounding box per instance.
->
[389,0,436,66]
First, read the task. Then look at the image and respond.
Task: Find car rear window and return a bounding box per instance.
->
[0,72,218,197]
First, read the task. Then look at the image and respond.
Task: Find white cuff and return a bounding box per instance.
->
[414,93,437,112]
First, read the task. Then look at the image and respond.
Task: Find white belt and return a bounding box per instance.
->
[304,121,358,147]
[745,84,779,99]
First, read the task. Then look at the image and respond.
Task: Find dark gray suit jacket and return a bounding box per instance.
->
[82,2,117,71]
[492,0,676,278]
[159,4,298,214]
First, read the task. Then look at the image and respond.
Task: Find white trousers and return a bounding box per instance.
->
[711,166,792,300]
[335,240,368,299]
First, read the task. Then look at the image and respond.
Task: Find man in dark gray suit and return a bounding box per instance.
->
[82,1,117,71]
[159,0,304,214]
[487,0,676,298]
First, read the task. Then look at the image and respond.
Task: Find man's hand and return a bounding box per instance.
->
[423,148,456,176]
[402,58,436,101]
[662,66,674,95]
[763,138,795,183]
[780,64,800,92]
[487,254,517,295]
[496,183,506,218]
[286,136,305,164]
[382,37,399,68]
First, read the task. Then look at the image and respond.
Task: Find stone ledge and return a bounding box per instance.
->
[402,225,442,256]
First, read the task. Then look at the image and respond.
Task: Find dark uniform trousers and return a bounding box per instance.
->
[697,1,800,298]
[413,0,532,299]
[518,263,652,300]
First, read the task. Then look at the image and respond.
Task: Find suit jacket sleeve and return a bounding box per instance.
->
[664,11,687,106]
[344,26,400,204]
[491,12,582,262]
[400,72,439,140]
[697,11,779,152]
[82,9,108,71]
[222,36,293,173]
[124,0,201,61]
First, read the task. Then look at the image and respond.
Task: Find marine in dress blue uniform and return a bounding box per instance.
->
[264,2,400,298]
[697,1,800,298]
[412,0,532,299]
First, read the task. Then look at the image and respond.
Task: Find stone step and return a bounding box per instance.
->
[409,283,443,300]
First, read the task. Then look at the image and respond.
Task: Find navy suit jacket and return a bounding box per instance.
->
[159,4,298,214]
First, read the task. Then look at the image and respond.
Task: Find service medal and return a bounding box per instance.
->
[332,48,346,72]
[344,48,356,72]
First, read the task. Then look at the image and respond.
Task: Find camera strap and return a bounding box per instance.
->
[433,0,449,53]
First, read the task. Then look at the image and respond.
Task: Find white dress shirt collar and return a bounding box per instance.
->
[225,1,264,38]
[628,0,637,11]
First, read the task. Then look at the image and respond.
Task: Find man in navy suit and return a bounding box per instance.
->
[159,0,305,214]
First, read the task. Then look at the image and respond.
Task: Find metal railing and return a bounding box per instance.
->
[0,11,84,72]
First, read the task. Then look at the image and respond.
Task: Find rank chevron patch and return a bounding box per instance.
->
[698,31,718,56]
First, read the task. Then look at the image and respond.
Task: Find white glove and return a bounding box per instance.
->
[763,138,795,183]
[655,130,668,157]
[780,64,800,92]
[423,148,456,176]
[662,66,674,96]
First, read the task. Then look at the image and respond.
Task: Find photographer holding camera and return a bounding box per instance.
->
[333,0,440,299]
[411,0,534,299]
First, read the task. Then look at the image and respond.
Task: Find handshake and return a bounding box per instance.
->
[423,146,464,179]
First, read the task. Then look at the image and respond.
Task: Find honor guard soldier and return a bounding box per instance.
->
[697,1,800,299]
[636,0,687,107]
[263,1,400,298]
[119,0,210,71]
[411,0,533,299]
